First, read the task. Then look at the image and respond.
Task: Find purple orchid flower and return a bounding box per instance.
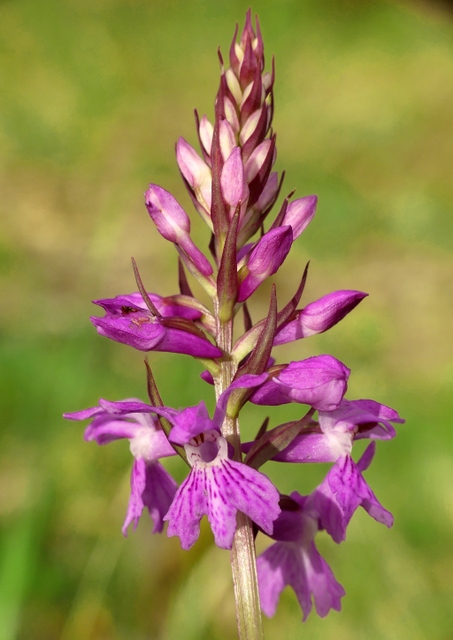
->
[270,397,404,463]
[250,355,350,412]
[90,293,222,358]
[257,493,345,621]
[306,443,394,543]
[64,399,177,535]
[147,374,281,550]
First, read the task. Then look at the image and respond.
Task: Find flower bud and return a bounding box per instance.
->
[282,195,317,240]
[176,138,212,212]
[221,147,246,209]
[145,185,213,276]
[274,290,368,345]
[238,226,293,302]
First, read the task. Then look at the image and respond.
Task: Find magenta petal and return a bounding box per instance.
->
[168,402,215,445]
[94,292,203,321]
[257,539,344,621]
[274,290,368,345]
[257,543,291,617]
[318,398,403,441]
[91,314,166,351]
[164,469,208,549]
[123,458,147,535]
[210,460,280,538]
[250,355,349,412]
[270,431,352,464]
[308,453,393,543]
[154,327,222,358]
[64,406,104,421]
[122,460,177,535]
[84,418,142,444]
[142,462,178,533]
[91,310,221,358]
[164,456,280,550]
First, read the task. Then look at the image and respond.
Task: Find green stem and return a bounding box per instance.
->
[214,299,264,640]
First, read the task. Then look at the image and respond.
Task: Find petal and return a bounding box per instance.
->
[257,543,290,617]
[270,431,352,464]
[164,469,208,550]
[209,459,280,540]
[274,290,368,345]
[257,539,344,621]
[168,402,215,445]
[91,313,166,351]
[250,355,349,412]
[84,417,141,445]
[281,195,317,240]
[122,458,147,535]
[301,541,345,620]
[308,454,393,543]
[238,226,293,302]
[141,462,178,534]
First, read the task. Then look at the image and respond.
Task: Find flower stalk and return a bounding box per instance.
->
[214,297,263,638]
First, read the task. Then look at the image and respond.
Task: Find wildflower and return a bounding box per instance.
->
[90,292,222,358]
[250,354,350,411]
[306,443,394,543]
[64,399,177,534]
[67,10,405,631]
[271,397,403,463]
[257,493,345,621]
[149,375,281,550]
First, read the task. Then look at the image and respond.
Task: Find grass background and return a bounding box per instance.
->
[1,0,452,638]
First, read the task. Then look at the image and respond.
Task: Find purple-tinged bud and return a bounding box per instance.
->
[225,68,242,105]
[238,226,293,302]
[176,138,211,196]
[255,171,279,213]
[145,185,213,276]
[281,195,317,240]
[176,138,212,216]
[240,109,261,145]
[239,27,259,89]
[250,355,350,412]
[219,119,236,162]
[262,71,273,93]
[244,138,273,184]
[274,290,368,345]
[221,147,246,210]
[224,96,240,134]
[246,135,276,207]
[240,70,263,124]
[198,114,213,158]
[238,172,280,245]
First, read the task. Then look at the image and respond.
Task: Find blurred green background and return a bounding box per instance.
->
[1,0,452,638]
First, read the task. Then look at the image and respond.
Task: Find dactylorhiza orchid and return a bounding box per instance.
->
[64,12,404,637]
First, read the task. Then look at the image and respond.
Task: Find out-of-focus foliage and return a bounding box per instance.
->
[1,0,452,638]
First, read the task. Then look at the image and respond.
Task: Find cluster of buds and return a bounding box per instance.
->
[65,12,403,625]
